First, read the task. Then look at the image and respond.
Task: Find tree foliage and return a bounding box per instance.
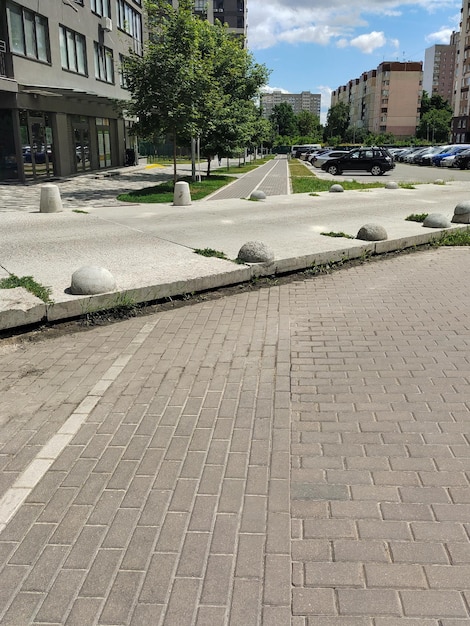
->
[123,0,269,181]
[324,102,350,142]
[269,103,298,137]
[417,91,452,142]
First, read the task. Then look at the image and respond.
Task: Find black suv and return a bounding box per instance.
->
[320,147,395,176]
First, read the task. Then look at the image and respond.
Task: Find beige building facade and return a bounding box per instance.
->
[424,40,457,105]
[452,1,470,142]
[331,62,422,138]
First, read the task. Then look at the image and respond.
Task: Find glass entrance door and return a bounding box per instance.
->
[20,112,54,179]
[73,124,91,173]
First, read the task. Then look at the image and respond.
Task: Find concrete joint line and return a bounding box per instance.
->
[0,318,160,535]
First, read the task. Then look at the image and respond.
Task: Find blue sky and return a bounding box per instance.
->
[247,0,462,122]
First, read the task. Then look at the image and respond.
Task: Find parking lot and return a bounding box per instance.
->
[313,159,470,184]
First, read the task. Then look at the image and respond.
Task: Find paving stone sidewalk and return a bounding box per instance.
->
[0,246,470,624]
[0,156,285,213]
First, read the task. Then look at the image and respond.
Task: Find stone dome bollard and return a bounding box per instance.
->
[70,265,117,295]
[385,181,399,189]
[237,241,274,263]
[173,181,191,206]
[250,190,266,201]
[422,213,451,229]
[329,184,344,193]
[452,201,470,224]
[356,223,388,241]
[39,183,63,213]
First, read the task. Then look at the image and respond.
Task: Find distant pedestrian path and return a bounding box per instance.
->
[208,154,290,200]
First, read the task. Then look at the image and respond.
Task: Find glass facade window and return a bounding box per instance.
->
[116,1,142,55]
[94,42,114,83]
[59,26,87,75]
[91,0,111,17]
[7,2,50,62]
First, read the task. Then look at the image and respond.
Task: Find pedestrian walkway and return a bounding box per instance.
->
[0,155,283,213]
[1,246,470,624]
[207,155,290,200]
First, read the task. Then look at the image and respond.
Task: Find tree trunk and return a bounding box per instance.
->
[173,130,177,186]
[206,156,211,178]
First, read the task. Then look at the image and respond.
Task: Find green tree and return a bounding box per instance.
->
[123,0,269,182]
[195,17,269,174]
[296,110,321,139]
[270,102,297,138]
[417,108,452,143]
[324,102,350,142]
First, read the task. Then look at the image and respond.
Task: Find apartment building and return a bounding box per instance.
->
[423,39,457,105]
[260,90,321,119]
[331,61,423,138]
[170,0,247,39]
[0,0,143,183]
[452,0,470,142]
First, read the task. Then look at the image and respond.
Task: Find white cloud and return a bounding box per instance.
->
[260,86,291,94]
[348,31,387,53]
[247,0,460,50]
[426,27,456,44]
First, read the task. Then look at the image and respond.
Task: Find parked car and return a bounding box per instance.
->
[453,148,470,169]
[396,147,422,162]
[312,150,350,168]
[411,146,441,166]
[440,155,458,168]
[417,145,454,166]
[404,147,432,164]
[320,147,395,176]
[432,145,470,167]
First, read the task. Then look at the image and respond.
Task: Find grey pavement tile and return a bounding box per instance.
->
[2,244,470,624]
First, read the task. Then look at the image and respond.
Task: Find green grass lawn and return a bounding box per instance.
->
[117,175,233,203]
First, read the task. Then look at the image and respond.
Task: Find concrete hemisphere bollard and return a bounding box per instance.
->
[422,213,451,229]
[237,241,274,263]
[434,179,445,185]
[39,183,63,213]
[70,265,117,295]
[356,223,388,241]
[173,181,191,206]
[452,200,470,224]
[250,190,266,201]
[329,184,344,193]
[385,181,399,189]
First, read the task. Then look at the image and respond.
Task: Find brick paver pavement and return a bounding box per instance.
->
[1,247,470,624]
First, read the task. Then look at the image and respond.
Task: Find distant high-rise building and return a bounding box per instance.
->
[260,91,321,119]
[452,0,470,142]
[423,39,456,104]
[170,0,247,40]
[331,61,423,138]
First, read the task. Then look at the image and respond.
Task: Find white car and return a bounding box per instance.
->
[440,155,458,168]
[312,150,350,168]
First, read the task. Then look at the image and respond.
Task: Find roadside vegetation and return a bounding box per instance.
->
[0,274,53,303]
[118,155,275,203]
[290,160,384,193]
[117,175,232,203]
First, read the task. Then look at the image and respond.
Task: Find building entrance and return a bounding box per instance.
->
[20,111,54,180]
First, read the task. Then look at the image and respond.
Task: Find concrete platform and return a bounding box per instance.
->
[1,180,469,330]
